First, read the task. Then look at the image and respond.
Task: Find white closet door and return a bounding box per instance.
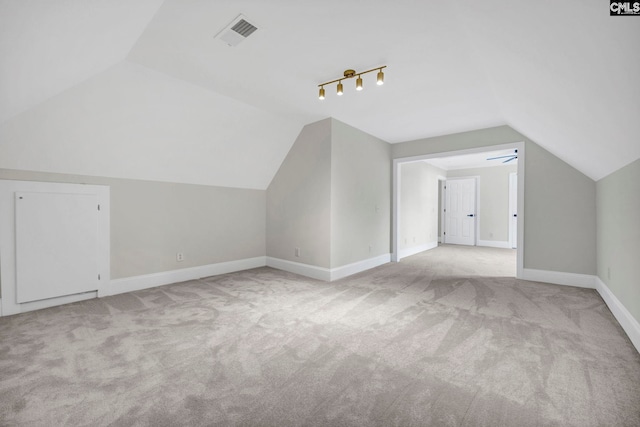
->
[444,178,476,246]
[16,191,99,303]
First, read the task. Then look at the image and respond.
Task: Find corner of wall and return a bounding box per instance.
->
[329,118,392,269]
[265,118,332,268]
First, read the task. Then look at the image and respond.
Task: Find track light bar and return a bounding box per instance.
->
[318,66,386,99]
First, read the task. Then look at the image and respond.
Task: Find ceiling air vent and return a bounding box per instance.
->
[215,14,258,47]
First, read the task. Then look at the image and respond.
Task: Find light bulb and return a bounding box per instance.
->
[337,81,343,96]
[319,87,325,100]
[377,70,384,85]
[356,76,363,91]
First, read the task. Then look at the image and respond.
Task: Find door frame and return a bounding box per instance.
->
[438,177,446,244]
[509,172,518,249]
[392,141,525,279]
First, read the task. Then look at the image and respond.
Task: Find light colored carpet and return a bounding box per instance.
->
[1,245,639,426]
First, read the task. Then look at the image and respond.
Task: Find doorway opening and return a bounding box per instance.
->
[392,142,524,279]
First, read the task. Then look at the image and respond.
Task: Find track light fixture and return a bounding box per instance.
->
[318,66,386,99]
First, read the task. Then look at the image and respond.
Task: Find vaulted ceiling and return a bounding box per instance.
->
[1,0,638,188]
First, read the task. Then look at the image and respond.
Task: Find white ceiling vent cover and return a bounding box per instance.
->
[215,14,258,47]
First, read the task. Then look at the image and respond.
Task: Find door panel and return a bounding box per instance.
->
[444,178,476,246]
[16,192,99,303]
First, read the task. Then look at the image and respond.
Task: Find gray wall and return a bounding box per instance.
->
[266,118,393,270]
[447,164,517,243]
[392,125,597,275]
[597,158,640,324]
[524,141,596,274]
[399,162,444,253]
[1,122,605,295]
[0,169,266,280]
[266,119,332,268]
[330,120,391,268]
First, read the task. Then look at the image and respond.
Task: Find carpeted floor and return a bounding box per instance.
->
[1,245,639,426]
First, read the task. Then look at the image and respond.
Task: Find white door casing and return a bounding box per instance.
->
[444,178,476,246]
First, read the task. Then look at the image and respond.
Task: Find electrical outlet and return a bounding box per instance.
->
[295,247,300,257]
[176,252,185,262]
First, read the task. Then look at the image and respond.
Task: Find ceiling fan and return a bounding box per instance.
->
[487,149,518,163]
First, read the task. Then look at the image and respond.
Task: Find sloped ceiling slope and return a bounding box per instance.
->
[455,0,640,180]
[0,0,164,122]
[0,61,302,188]
[1,0,638,188]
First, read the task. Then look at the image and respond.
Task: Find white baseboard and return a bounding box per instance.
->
[107,256,267,296]
[478,240,512,249]
[595,277,640,353]
[266,253,392,282]
[266,257,330,281]
[399,242,438,260]
[330,254,391,281]
[521,268,596,289]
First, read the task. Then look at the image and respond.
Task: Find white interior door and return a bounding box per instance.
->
[509,173,518,249]
[444,178,476,246]
[15,191,99,303]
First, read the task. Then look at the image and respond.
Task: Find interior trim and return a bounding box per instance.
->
[521,268,596,289]
[266,254,392,282]
[107,256,267,296]
[266,257,330,281]
[596,276,640,353]
[477,240,511,249]
[330,254,391,281]
[398,242,438,261]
